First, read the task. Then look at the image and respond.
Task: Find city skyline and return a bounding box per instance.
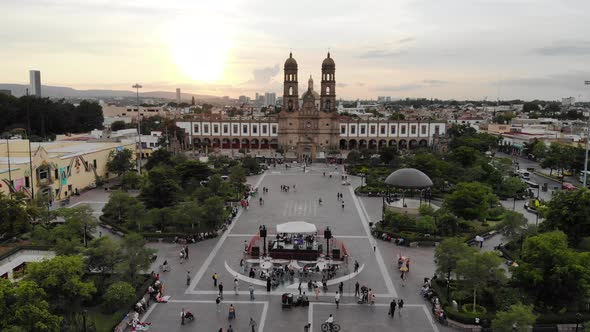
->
[1,0,590,100]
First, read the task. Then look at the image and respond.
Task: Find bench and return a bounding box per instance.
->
[447,319,482,332]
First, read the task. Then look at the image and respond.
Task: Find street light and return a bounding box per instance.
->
[583,81,590,187]
[132,83,143,174]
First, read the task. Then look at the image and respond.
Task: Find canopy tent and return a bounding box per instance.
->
[276,221,317,234]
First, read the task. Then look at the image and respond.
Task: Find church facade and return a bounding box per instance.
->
[176,53,447,160]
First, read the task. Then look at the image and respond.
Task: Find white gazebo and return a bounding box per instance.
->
[276,221,317,234]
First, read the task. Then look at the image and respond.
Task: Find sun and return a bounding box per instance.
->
[168,20,232,82]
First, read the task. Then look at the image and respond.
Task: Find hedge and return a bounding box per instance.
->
[445,305,492,326]
[535,312,590,325]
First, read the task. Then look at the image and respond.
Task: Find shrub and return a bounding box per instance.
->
[102,281,136,313]
[462,303,487,315]
[121,171,141,190]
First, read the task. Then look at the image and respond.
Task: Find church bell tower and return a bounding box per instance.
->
[283,52,299,112]
[320,52,336,112]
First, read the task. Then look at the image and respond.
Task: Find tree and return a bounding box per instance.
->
[496,176,527,199]
[0,279,62,332]
[540,188,590,247]
[443,182,498,221]
[58,205,97,247]
[241,156,261,175]
[144,148,174,171]
[229,165,247,198]
[500,210,528,242]
[77,100,104,131]
[26,255,96,314]
[110,120,127,131]
[85,236,121,274]
[102,281,135,313]
[0,192,31,237]
[106,148,134,176]
[102,191,144,227]
[120,170,142,190]
[176,159,211,188]
[117,233,156,282]
[202,196,227,231]
[492,304,537,332]
[140,165,181,208]
[513,231,590,308]
[449,146,480,167]
[346,150,361,163]
[522,102,540,113]
[457,251,505,311]
[379,146,397,164]
[434,237,475,281]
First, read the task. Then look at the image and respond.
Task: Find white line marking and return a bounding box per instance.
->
[141,302,158,321]
[349,186,397,297]
[259,301,269,332]
[421,302,441,332]
[227,234,368,239]
[186,171,267,294]
[308,303,314,332]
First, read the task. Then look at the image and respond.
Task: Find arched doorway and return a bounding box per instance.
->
[339,139,348,150]
[261,139,269,149]
[348,139,357,150]
[379,140,387,148]
[251,139,259,149]
[389,139,397,147]
[419,139,428,148]
[241,138,250,149]
[399,139,407,150]
[409,139,418,149]
[368,139,377,150]
[359,139,367,149]
[231,138,240,149]
[270,139,278,149]
[212,138,221,148]
[222,138,230,149]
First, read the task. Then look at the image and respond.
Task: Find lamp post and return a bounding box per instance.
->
[259,225,267,256]
[26,89,35,200]
[324,226,332,257]
[583,81,590,187]
[132,83,143,174]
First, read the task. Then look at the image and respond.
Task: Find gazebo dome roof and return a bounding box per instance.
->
[384,168,433,189]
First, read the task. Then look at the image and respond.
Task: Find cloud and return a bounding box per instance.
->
[498,71,590,89]
[357,49,406,59]
[532,41,590,56]
[246,64,280,85]
[337,83,349,87]
[422,79,448,85]
[338,82,364,88]
[375,79,448,92]
[398,37,415,44]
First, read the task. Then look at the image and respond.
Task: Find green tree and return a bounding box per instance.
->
[106,148,134,176]
[0,192,31,237]
[58,205,97,247]
[101,191,143,226]
[500,211,528,241]
[379,146,398,164]
[346,150,361,163]
[449,146,480,167]
[541,188,590,247]
[120,171,142,190]
[513,231,590,308]
[443,182,498,221]
[140,165,181,208]
[110,120,127,131]
[241,156,262,175]
[496,176,527,199]
[102,281,135,313]
[522,102,540,113]
[176,159,211,188]
[434,237,475,281]
[229,165,247,198]
[85,236,121,274]
[457,251,505,311]
[202,196,226,231]
[144,148,174,171]
[492,304,537,332]
[26,256,96,314]
[0,279,62,332]
[117,233,155,282]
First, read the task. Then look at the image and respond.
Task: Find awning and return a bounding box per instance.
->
[276,221,317,234]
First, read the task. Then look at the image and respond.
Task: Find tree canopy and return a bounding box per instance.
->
[444,182,498,220]
[540,188,590,247]
[106,148,134,176]
[491,304,537,332]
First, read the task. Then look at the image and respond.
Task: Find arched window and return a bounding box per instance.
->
[326,86,331,95]
[288,100,293,111]
[326,100,331,110]
[289,86,293,96]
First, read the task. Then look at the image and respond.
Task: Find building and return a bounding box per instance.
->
[562,96,575,106]
[29,70,41,97]
[0,139,135,200]
[176,53,446,160]
[176,88,181,103]
[238,95,250,104]
[264,92,276,106]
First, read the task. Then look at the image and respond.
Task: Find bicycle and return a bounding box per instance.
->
[321,322,341,332]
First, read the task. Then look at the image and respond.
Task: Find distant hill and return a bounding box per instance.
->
[0,84,219,100]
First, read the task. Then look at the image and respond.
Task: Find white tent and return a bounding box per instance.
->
[276,221,317,234]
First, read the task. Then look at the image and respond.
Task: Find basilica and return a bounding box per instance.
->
[177,52,447,160]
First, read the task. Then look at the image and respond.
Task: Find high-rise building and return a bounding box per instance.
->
[255,92,259,102]
[29,70,41,97]
[264,92,276,106]
[238,95,250,104]
[176,88,181,103]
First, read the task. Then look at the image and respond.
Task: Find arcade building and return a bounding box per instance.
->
[177,53,447,160]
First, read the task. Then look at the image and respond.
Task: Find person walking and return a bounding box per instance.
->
[213,272,219,287]
[181,308,186,325]
[234,278,239,295]
[219,282,224,299]
[228,304,236,320]
[298,281,302,295]
[216,296,221,312]
[266,277,271,292]
[184,245,189,259]
[389,299,397,318]
[354,260,359,273]
[304,323,311,332]
[314,285,321,300]
[335,291,340,309]
[249,284,255,300]
[398,299,404,315]
[355,281,360,297]
[338,281,343,294]
[249,317,257,332]
[341,201,344,209]
[186,270,191,286]
[227,325,234,332]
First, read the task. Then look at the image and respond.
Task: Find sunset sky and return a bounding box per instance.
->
[2,0,590,100]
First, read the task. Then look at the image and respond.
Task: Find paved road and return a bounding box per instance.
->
[135,164,450,332]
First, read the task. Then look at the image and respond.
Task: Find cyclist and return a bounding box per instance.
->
[325,314,334,331]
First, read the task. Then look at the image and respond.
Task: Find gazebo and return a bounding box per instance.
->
[383,168,434,216]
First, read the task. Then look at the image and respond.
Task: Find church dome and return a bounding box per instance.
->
[284,52,298,70]
[322,52,335,69]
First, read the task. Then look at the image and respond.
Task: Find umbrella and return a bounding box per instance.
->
[400,266,409,272]
[475,235,484,242]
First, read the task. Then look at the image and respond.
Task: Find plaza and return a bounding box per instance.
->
[115,164,452,332]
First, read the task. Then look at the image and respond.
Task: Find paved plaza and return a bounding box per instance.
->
[68,164,450,332]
